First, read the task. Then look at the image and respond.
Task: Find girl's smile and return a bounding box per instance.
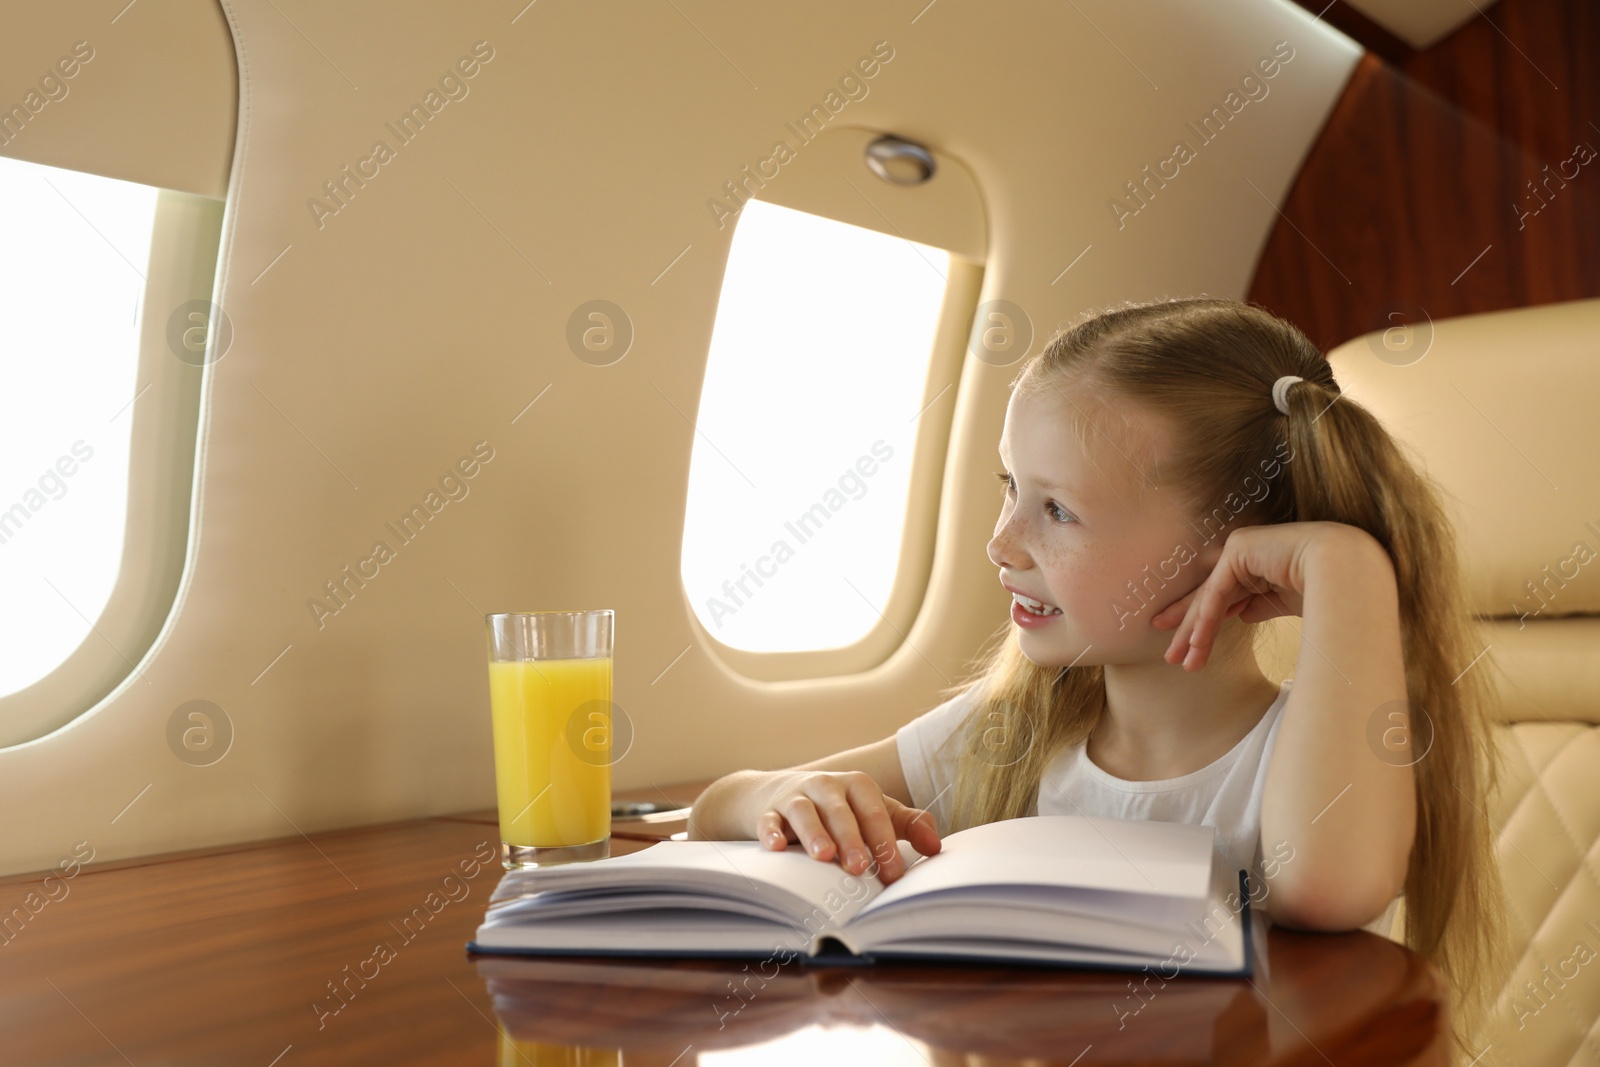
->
[1006,585,1063,627]
[1010,598,1063,627]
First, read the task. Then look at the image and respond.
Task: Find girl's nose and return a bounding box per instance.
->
[986,536,1004,569]
[987,516,1026,570]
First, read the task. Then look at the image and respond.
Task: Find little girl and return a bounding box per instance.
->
[690,297,1510,1061]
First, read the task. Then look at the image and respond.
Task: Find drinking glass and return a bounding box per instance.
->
[486,610,613,868]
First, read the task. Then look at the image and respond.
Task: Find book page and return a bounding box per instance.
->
[858,815,1217,917]
[488,839,890,931]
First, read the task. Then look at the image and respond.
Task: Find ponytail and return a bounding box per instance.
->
[1277,374,1512,1061]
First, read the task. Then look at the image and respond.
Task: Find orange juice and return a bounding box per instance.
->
[498,1030,619,1066]
[488,656,611,848]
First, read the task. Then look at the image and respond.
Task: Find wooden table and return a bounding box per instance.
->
[0,783,1449,1065]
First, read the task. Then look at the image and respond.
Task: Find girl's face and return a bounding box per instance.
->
[986,383,1215,668]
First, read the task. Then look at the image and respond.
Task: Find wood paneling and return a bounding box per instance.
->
[1254,0,1600,351]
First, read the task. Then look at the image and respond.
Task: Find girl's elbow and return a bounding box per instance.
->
[1267,869,1401,931]
[1269,890,1380,931]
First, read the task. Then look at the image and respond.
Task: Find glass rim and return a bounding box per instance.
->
[485,609,613,620]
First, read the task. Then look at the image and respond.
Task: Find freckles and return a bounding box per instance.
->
[1038,545,1101,620]
[1037,542,1075,570]
[1036,543,1083,590]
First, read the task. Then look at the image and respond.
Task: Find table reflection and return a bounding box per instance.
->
[476,952,1265,1066]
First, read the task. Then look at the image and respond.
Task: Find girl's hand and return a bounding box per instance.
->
[1151,522,1383,671]
[755,770,941,885]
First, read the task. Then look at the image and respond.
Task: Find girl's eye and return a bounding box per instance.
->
[994,471,1075,525]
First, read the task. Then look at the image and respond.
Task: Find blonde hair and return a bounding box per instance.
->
[943,297,1510,1061]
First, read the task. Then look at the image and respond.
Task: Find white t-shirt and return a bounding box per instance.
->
[896,677,1402,940]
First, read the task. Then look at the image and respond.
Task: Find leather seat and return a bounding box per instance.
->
[1250,296,1600,1064]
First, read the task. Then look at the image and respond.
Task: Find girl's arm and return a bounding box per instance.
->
[1156,522,1414,930]
[1256,530,1414,929]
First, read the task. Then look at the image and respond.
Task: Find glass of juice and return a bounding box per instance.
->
[486,610,614,869]
[498,1030,620,1067]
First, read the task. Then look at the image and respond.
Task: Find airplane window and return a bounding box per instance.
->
[683,198,950,653]
[0,156,160,698]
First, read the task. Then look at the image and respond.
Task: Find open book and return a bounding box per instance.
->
[467,814,1255,976]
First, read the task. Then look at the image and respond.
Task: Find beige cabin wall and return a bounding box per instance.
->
[0,1,1359,876]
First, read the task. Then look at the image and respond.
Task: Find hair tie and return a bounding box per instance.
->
[1272,375,1304,415]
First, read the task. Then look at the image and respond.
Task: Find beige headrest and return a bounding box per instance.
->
[1326,298,1600,621]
